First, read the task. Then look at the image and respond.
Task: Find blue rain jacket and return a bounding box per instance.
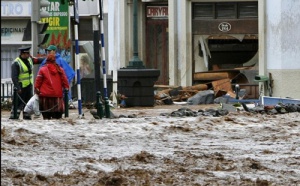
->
[39,53,75,83]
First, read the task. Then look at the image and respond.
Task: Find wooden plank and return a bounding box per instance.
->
[182,84,208,91]
[194,71,239,81]
[212,78,233,92]
[154,85,180,89]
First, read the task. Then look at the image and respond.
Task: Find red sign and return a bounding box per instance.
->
[147,6,168,18]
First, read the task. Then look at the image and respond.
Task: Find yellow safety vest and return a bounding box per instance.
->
[15,57,33,88]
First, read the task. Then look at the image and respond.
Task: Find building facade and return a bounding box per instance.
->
[107,0,300,99]
[2,0,300,100]
[1,1,32,79]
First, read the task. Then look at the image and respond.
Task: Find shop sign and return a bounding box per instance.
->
[1,1,31,17]
[147,6,168,18]
[1,27,26,37]
[218,22,231,32]
[1,20,27,42]
[37,0,71,64]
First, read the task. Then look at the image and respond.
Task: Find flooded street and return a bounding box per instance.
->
[1,105,300,185]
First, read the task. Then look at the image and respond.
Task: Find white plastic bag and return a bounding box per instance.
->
[24,94,40,116]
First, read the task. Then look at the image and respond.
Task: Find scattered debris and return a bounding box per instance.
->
[154,79,241,105]
[158,103,300,118]
[160,107,229,117]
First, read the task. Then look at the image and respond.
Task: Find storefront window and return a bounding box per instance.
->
[1,45,20,79]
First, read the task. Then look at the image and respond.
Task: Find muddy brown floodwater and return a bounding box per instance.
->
[1,104,300,185]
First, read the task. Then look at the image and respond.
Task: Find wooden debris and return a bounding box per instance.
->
[211,78,236,98]
[182,84,208,91]
[194,71,240,81]
[155,84,208,103]
[154,78,242,104]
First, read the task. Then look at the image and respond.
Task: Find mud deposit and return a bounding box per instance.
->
[1,105,300,185]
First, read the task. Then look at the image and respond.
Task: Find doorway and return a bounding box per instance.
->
[145,18,169,85]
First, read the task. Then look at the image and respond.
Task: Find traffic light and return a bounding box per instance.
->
[37,22,50,46]
[31,0,50,22]
[31,0,50,46]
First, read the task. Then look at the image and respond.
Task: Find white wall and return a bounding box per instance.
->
[266,0,300,99]
[266,0,300,69]
[175,0,192,86]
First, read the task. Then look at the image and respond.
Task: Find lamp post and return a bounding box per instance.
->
[117,0,160,107]
[127,0,144,68]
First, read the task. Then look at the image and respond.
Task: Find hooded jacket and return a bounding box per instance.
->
[35,55,69,98]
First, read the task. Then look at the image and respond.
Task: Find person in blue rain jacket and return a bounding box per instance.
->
[39,45,75,104]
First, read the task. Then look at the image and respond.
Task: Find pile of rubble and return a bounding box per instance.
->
[159,103,300,118]
[154,78,241,105]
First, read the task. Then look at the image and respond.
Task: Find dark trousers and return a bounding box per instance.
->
[42,112,63,119]
[10,85,33,119]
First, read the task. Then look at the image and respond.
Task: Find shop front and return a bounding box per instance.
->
[1,1,32,79]
[191,1,259,98]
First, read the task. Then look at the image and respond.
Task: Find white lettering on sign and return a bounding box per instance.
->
[46,2,60,12]
[1,1,31,17]
[218,22,231,32]
[147,6,168,18]
[1,20,27,43]
[1,27,26,36]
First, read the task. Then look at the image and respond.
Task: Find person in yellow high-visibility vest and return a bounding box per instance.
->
[9,46,34,120]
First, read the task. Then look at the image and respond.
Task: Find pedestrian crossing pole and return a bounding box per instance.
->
[99,0,110,118]
[74,0,83,118]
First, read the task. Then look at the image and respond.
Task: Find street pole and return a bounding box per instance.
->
[93,15,102,119]
[74,0,83,118]
[128,0,144,68]
[93,15,101,93]
[31,0,40,81]
[117,0,160,107]
[99,0,110,117]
